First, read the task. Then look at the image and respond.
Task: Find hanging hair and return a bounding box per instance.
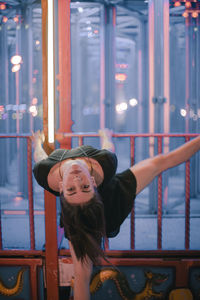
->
[60,190,108,265]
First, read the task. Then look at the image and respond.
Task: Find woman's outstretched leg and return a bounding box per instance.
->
[130,135,200,195]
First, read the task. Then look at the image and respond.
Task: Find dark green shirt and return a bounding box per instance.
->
[33,145,137,237]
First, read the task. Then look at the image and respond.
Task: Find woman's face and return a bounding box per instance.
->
[60,159,96,204]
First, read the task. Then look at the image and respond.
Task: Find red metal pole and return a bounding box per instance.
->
[104,237,109,251]
[157,137,163,250]
[185,136,190,250]
[41,0,59,297]
[30,264,39,300]
[57,0,73,149]
[44,190,59,300]
[130,137,135,250]
[185,17,190,133]
[78,136,83,147]
[27,137,35,250]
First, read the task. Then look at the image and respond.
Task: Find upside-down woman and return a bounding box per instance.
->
[32,130,200,300]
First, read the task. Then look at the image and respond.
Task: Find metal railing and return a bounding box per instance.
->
[0,133,199,300]
[0,133,199,255]
[59,132,199,253]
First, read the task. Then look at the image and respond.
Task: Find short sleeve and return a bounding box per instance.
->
[33,158,60,196]
[100,169,137,235]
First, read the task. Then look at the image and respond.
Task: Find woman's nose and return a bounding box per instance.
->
[73,176,82,182]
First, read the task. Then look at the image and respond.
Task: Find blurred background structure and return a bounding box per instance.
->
[0,0,200,299]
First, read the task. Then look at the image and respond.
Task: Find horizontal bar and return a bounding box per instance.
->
[2,210,45,215]
[97,258,200,267]
[0,258,42,266]
[56,132,199,138]
[58,249,200,258]
[3,210,26,215]
[0,134,31,138]
[1,249,200,259]
[0,250,44,256]
[0,133,198,140]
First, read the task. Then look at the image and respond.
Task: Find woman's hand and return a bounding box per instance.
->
[31,130,45,147]
[31,130,48,162]
[99,128,115,152]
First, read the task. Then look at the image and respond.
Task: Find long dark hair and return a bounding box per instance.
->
[60,190,107,265]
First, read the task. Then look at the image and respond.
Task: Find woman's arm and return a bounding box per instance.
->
[32,130,48,163]
[131,135,200,195]
[69,241,93,300]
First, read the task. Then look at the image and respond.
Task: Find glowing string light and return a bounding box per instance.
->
[48,0,55,143]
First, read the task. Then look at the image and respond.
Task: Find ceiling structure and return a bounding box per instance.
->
[0,0,199,59]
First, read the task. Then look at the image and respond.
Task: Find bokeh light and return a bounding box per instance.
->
[11,55,22,65]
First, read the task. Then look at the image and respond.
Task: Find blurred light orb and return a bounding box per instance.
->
[2,16,8,23]
[32,97,38,105]
[115,73,127,82]
[192,12,198,18]
[35,40,40,45]
[0,3,6,10]
[29,105,38,117]
[13,16,19,22]
[182,11,189,18]
[11,55,22,65]
[129,98,138,107]
[116,102,128,113]
[180,108,187,117]
[29,105,37,113]
[174,1,181,7]
[185,1,191,8]
[78,7,83,13]
[12,64,21,72]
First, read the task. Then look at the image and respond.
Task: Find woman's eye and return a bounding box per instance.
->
[67,187,74,192]
[83,185,89,189]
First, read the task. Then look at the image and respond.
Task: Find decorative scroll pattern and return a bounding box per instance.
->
[0,268,25,296]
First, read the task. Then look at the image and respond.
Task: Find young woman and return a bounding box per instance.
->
[32,130,200,300]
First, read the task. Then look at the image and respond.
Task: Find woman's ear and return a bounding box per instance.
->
[59,181,63,193]
[91,176,97,187]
